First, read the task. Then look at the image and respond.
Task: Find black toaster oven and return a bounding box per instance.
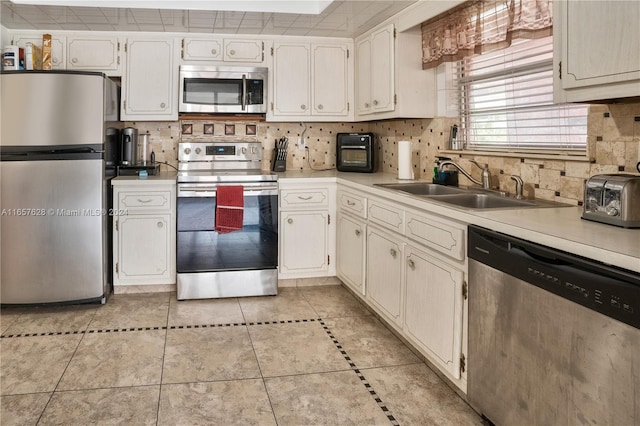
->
[336,132,375,173]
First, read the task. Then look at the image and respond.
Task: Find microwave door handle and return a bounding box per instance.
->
[342,145,367,149]
[241,74,247,111]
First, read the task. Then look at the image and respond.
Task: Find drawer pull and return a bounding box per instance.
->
[136,198,153,203]
[211,48,217,55]
[346,200,356,206]
[390,248,397,258]
[297,195,312,200]
[355,229,361,236]
[157,221,164,228]
[408,259,415,270]
[287,218,293,224]
[160,102,166,109]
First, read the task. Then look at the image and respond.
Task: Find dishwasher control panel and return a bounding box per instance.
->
[469,226,640,329]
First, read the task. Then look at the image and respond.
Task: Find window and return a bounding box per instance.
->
[456,36,588,153]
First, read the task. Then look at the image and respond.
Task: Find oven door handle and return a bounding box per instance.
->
[178,185,278,197]
[340,145,367,149]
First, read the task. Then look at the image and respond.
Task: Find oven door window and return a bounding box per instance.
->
[341,147,368,165]
[183,78,242,106]
[177,193,278,272]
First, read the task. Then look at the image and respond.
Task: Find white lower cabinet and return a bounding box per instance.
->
[336,212,366,295]
[280,210,330,275]
[278,182,336,279]
[112,182,176,287]
[366,226,403,327]
[404,244,464,379]
[335,182,468,392]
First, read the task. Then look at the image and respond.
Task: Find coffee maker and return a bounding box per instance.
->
[120,127,138,166]
[113,127,159,176]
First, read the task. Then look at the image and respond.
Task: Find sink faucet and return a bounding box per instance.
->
[511,175,524,199]
[438,159,491,189]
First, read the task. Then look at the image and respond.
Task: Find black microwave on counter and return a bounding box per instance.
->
[336,133,375,173]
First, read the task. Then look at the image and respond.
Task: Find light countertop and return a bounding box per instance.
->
[278,170,640,273]
[112,171,177,185]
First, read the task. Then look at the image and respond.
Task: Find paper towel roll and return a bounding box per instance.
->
[397,140,414,180]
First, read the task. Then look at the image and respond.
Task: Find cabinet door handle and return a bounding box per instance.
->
[390,248,397,258]
[287,218,293,224]
[300,104,307,110]
[136,198,152,203]
[346,200,355,206]
[71,57,78,63]
[408,259,415,270]
[160,102,166,108]
[211,48,217,55]
[297,195,312,200]
[317,104,323,110]
[157,221,164,228]
[355,229,361,236]
[364,102,370,108]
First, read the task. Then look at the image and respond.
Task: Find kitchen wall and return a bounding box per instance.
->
[129,102,639,205]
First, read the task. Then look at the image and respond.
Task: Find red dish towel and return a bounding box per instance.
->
[215,185,244,234]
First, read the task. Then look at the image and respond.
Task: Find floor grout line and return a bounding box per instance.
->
[0,318,324,339]
[318,318,401,426]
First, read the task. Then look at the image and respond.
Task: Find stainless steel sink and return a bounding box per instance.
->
[374,182,572,210]
[429,193,536,209]
[374,183,466,196]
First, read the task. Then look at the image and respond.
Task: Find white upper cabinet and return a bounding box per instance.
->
[182,38,223,61]
[355,21,436,120]
[271,41,311,117]
[223,39,263,62]
[356,24,394,115]
[356,37,373,115]
[182,37,264,63]
[311,43,350,116]
[11,32,66,69]
[553,0,640,102]
[122,37,179,121]
[370,24,395,114]
[66,35,121,75]
[269,38,353,122]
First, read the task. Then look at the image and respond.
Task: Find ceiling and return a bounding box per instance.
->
[0,0,418,38]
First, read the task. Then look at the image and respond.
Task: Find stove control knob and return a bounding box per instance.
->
[195,147,202,155]
[184,148,191,155]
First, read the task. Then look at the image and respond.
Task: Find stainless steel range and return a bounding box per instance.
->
[176,141,278,300]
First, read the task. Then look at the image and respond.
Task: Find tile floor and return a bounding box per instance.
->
[0,285,483,425]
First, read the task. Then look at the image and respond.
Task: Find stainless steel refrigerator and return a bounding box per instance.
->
[0,71,120,305]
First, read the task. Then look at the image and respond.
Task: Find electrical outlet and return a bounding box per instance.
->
[298,137,306,150]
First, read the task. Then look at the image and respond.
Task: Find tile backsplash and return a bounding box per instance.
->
[127,102,640,204]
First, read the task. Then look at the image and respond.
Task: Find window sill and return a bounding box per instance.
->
[438,149,592,163]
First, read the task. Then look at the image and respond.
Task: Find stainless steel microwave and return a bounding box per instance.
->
[179,65,267,114]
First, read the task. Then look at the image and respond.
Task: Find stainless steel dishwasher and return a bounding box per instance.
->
[467,225,639,426]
